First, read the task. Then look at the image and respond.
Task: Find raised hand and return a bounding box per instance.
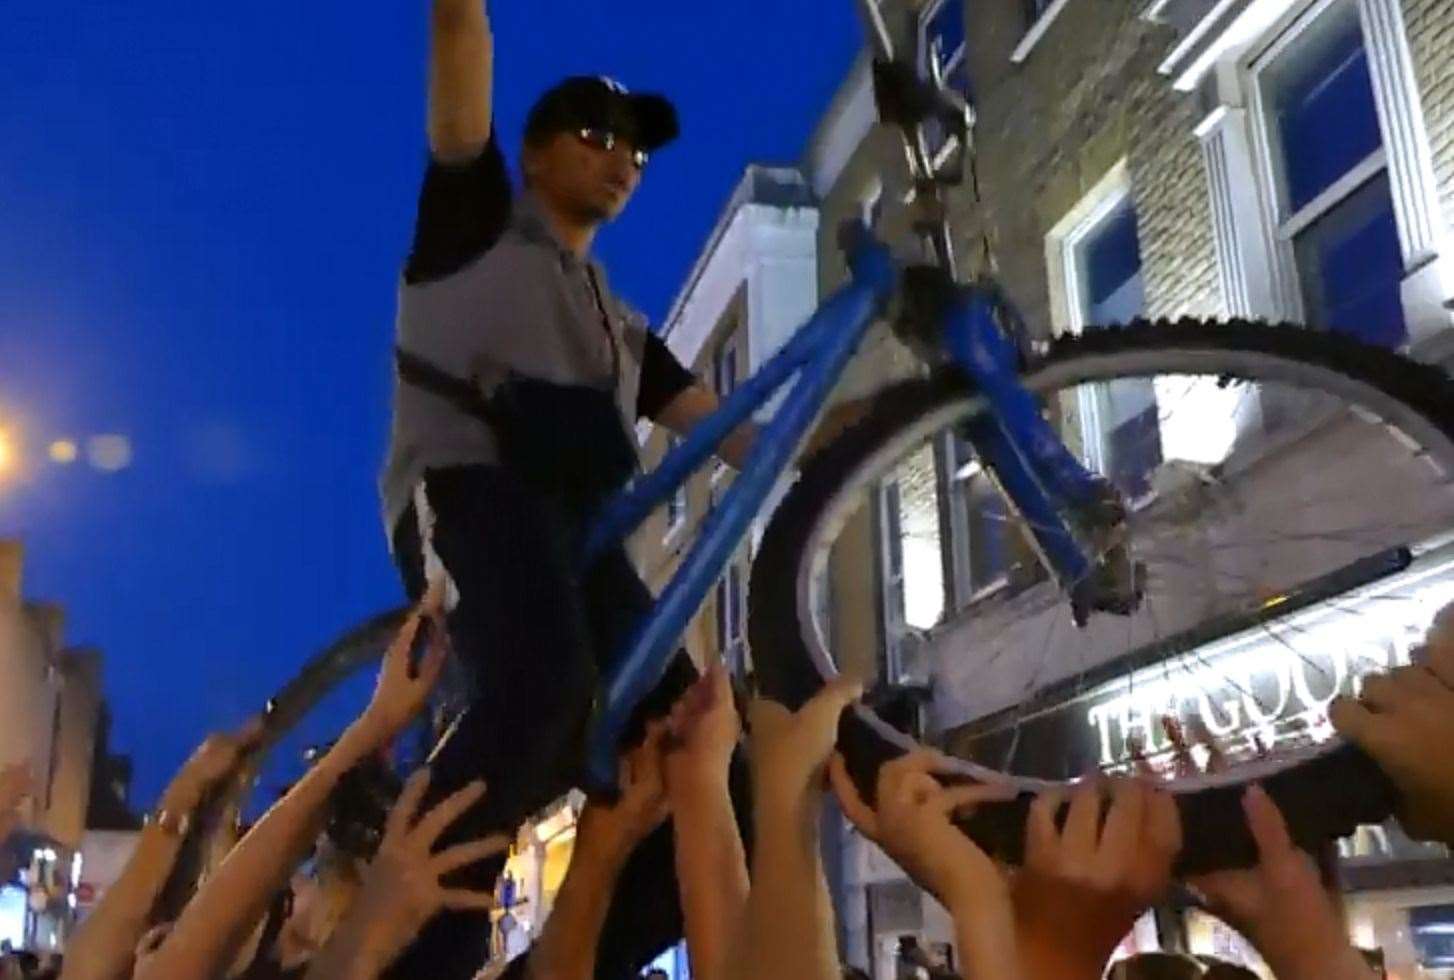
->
[578,723,672,866]
[663,663,740,798]
[830,751,1017,979]
[1188,785,1374,980]
[1330,602,1454,846]
[830,751,1013,913]
[1014,779,1182,977]
[158,718,264,816]
[357,599,449,746]
[747,676,863,823]
[307,769,507,979]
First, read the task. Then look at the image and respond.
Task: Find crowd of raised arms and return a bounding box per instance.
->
[0,597,1450,980]
[5,0,1453,977]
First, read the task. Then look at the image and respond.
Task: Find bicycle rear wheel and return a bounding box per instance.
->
[748,318,1454,871]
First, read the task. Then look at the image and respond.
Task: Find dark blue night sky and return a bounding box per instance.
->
[0,2,859,807]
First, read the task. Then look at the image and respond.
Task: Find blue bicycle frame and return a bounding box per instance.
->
[581,226,1110,789]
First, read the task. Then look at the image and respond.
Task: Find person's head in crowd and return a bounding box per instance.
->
[280,839,364,960]
[1108,952,1205,980]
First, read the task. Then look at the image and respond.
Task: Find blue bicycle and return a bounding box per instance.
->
[581,3,1454,870]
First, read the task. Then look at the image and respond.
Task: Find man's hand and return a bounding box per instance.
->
[1014,779,1182,976]
[1330,603,1454,846]
[747,677,863,825]
[577,723,672,868]
[306,770,507,980]
[1188,786,1374,980]
[663,664,740,800]
[158,719,264,816]
[830,751,1014,916]
[356,599,449,747]
[429,0,493,162]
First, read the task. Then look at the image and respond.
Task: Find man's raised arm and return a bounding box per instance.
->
[428,0,493,163]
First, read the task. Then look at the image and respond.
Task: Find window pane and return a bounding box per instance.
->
[1265,3,1382,213]
[1076,197,1162,495]
[927,0,966,75]
[1081,200,1144,326]
[965,475,1010,592]
[1293,172,1407,348]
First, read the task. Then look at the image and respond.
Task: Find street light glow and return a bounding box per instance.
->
[0,430,14,476]
[49,439,79,465]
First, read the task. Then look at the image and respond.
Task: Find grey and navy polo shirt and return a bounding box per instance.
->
[379,137,695,535]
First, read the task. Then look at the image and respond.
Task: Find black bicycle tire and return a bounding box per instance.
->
[747,317,1454,873]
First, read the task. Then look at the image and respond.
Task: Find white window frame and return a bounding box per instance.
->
[1186,0,1452,346]
[876,480,908,684]
[1046,162,1139,475]
[1242,0,1393,327]
[711,334,741,484]
[918,0,970,169]
[1011,0,1074,64]
[919,0,968,87]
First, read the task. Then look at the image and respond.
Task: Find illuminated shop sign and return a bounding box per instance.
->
[949,545,1454,780]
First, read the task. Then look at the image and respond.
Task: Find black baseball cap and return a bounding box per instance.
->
[524,76,680,153]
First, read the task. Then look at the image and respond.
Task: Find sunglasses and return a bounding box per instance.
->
[576,128,649,170]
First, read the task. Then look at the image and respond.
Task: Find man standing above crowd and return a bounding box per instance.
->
[379,2,755,977]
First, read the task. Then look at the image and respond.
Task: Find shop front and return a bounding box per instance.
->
[937,537,1454,977]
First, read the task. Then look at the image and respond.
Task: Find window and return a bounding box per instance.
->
[712,330,742,480]
[948,434,1013,597]
[877,446,948,678]
[922,0,969,95]
[1066,194,1163,499]
[713,338,739,401]
[878,481,909,682]
[664,436,687,537]
[1255,0,1406,348]
[715,562,746,678]
[919,0,970,162]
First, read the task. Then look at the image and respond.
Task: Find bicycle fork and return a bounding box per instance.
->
[940,289,1145,624]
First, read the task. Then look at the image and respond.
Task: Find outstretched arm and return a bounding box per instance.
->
[429,0,494,163]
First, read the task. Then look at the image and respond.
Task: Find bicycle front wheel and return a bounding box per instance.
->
[748,319,1454,870]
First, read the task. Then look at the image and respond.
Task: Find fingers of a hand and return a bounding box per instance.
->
[234,716,267,751]
[1328,695,1382,747]
[412,779,487,848]
[421,577,448,617]
[432,834,511,875]
[747,696,791,738]
[706,661,732,705]
[1425,607,1454,685]
[828,753,879,837]
[1145,787,1183,856]
[1025,789,1066,867]
[939,781,1018,816]
[798,676,864,748]
[415,633,450,690]
[440,888,496,913]
[1242,784,1294,862]
[1063,780,1103,859]
[1096,780,1144,869]
[1358,673,1406,712]
[388,769,433,841]
[877,750,936,804]
[386,612,424,668]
